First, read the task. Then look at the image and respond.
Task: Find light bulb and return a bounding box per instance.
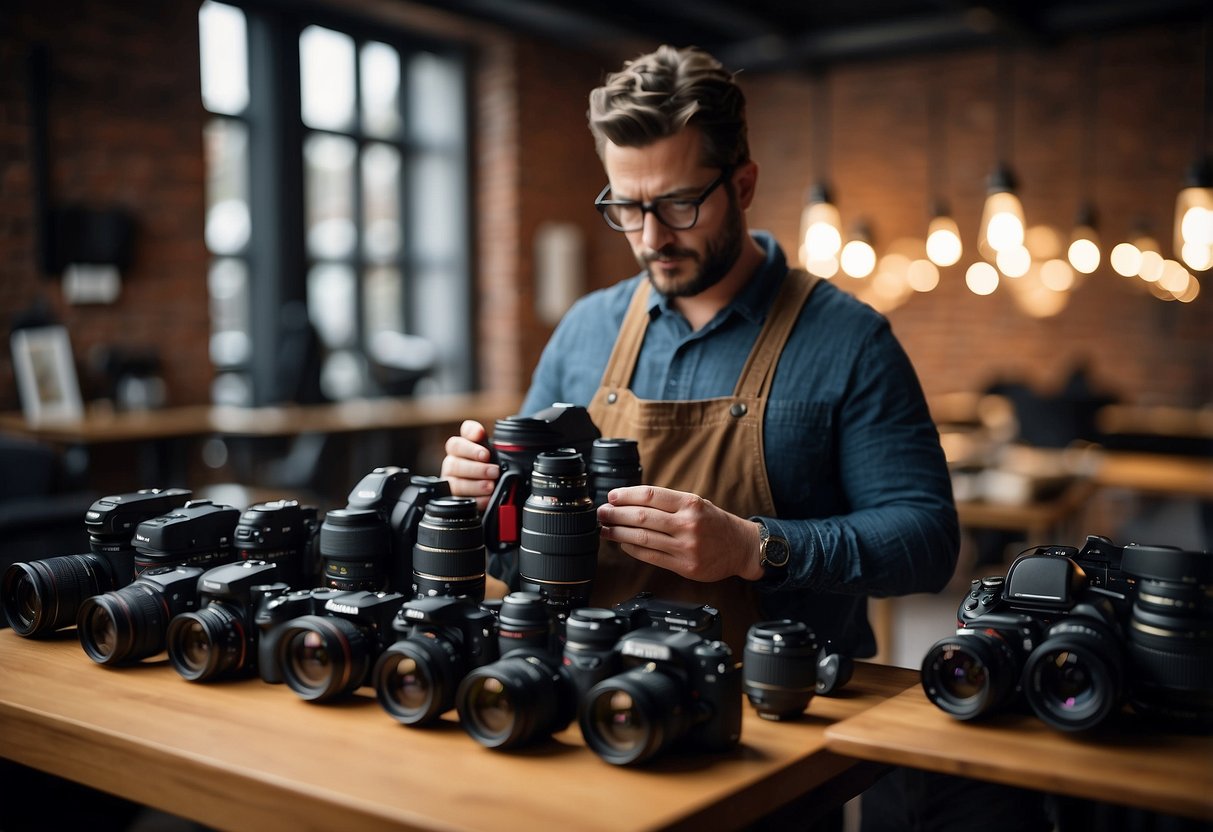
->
[1067,236,1101,274]
[996,245,1031,278]
[840,239,876,278]
[965,261,999,296]
[799,192,842,266]
[926,215,962,267]
[1110,242,1142,277]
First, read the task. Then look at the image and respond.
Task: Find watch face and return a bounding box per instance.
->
[763,534,790,568]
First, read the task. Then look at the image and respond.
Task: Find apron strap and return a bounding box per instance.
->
[733,269,819,400]
[599,279,653,393]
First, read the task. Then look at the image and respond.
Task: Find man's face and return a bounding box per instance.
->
[602,130,744,298]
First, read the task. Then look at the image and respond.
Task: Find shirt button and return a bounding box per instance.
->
[730,403,747,417]
[607,392,618,404]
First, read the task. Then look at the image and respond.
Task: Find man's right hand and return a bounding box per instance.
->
[440,419,500,512]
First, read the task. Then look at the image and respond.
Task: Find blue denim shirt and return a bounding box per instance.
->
[522,232,958,657]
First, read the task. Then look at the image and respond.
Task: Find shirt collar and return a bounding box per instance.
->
[645,230,786,325]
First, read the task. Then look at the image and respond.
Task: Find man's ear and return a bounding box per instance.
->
[734,160,759,210]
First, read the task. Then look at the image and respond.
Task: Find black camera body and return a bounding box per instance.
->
[255,587,345,684]
[613,592,723,641]
[373,595,499,726]
[165,560,289,682]
[273,589,406,702]
[2,487,192,636]
[324,467,451,592]
[580,628,743,765]
[133,499,241,575]
[77,564,206,665]
[235,500,320,590]
[923,534,1131,731]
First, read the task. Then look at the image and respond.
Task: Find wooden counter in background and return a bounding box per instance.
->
[0,630,916,832]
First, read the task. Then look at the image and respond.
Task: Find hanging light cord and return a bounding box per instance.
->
[1079,37,1100,206]
[927,62,948,211]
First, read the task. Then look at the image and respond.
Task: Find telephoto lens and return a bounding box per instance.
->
[132,499,241,575]
[165,561,288,682]
[1022,600,1125,732]
[372,596,498,726]
[519,449,599,616]
[2,487,192,637]
[387,475,452,594]
[76,565,205,665]
[318,508,391,591]
[234,500,319,590]
[454,591,576,750]
[412,497,487,601]
[587,438,642,507]
[743,620,820,721]
[275,590,406,702]
[1121,543,1213,730]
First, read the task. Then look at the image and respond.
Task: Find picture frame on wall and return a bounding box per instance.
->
[11,325,84,424]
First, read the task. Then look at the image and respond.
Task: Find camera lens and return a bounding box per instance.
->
[374,636,460,725]
[412,497,486,601]
[166,605,248,681]
[1023,617,1124,732]
[1121,544,1213,728]
[319,508,390,591]
[278,614,372,701]
[587,438,642,507]
[564,607,627,702]
[3,555,119,636]
[921,634,1020,720]
[519,450,598,611]
[456,654,574,749]
[78,584,169,664]
[496,591,552,655]
[580,666,686,765]
[743,620,819,721]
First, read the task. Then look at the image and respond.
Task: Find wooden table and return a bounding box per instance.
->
[824,685,1213,822]
[1093,451,1213,501]
[0,630,916,832]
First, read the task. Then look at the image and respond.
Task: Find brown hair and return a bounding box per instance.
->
[587,45,749,169]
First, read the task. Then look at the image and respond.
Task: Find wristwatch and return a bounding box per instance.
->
[754,520,790,581]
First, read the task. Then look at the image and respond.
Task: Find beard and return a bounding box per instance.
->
[639,196,745,299]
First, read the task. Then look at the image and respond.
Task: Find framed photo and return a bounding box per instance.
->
[11,325,84,423]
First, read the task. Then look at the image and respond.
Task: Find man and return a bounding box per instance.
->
[442,44,958,659]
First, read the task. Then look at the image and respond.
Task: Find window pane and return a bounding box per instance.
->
[305,133,356,259]
[204,118,250,255]
[363,143,401,262]
[408,52,463,146]
[364,265,403,339]
[409,152,462,261]
[300,25,355,131]
[307,262,357,348]
[208,257,250,371]
[199,1,248,115]
[321,349,366,401]
[361,42,401,138]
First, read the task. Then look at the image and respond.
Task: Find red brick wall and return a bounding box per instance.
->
[2,4,1208,417]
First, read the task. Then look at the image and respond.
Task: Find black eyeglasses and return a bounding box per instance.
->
[594,168,731,232]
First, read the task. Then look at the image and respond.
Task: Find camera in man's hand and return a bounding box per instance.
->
[165,560,289,682]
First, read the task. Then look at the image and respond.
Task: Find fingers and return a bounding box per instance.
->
[441,420,498,505]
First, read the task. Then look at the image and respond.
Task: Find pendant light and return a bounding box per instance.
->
[925,70,962,269]
[1067,38,1102,276]
[800,72,842,278]
[1174,18,1212,273]
[979,45,1026,262]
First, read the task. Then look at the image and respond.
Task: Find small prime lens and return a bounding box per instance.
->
[743,620,819,721]
[519,450,598,610]
[496,591,552,656]
[319,508,390,591]
[3,555,118,636]
[166,605,247,681]
[456,654,574,749]
[580,667,686,765]
[278,614,372,701]
[920,635,1019,720]
[1023,618,1123,732]
[412,497,486,601]
[587,438,642,507]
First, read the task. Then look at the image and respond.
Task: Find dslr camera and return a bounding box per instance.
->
[165,560,290,682]
[255,586,346,684]
[132,499,242,575]
[2,487,191,636]
[320,467,450,593]
[372,595,499,726]
[77,564,205,665]
[270,589,406,702]
[579,628,743,765]
[234,500,320,589]
[922,534,1130,731]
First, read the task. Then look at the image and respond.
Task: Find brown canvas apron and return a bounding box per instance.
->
[587,269,820,653]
